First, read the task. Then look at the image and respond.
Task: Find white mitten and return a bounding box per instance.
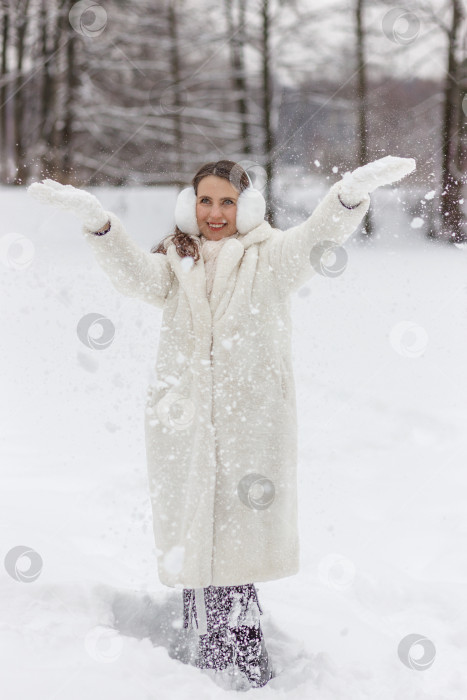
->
[27,179,109,231]
[338,156,416,207]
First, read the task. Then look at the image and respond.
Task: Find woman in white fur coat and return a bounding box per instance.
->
[28,156,415,688]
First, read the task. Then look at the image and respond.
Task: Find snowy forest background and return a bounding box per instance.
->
[0,0,466,239]
[3,1,467,698]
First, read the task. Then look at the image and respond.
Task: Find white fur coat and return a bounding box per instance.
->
[81,181,370,589]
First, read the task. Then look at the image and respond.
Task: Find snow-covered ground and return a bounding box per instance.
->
[1,181,466,698]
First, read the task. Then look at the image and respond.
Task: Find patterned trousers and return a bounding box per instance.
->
[183,583,272,688]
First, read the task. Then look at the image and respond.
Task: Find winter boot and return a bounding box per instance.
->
[183,582,273,689]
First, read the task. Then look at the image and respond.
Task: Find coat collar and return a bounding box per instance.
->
[193,219,273,250]
[230,219,273,249]
[166,220,273,322]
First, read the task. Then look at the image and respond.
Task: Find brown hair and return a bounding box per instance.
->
[151,160,250,260]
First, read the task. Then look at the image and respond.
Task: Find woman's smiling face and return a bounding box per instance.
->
[195,175,239,240]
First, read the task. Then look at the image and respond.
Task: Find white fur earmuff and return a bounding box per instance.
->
[174,187,199,237]
[236,187,266,234]
[174,184,266,236]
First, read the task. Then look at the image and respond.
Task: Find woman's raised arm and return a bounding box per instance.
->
[267,156,416,295]
[28,179,173,308]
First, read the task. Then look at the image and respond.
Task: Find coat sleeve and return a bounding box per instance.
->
[267,181,371,295]
[81,211,174,309]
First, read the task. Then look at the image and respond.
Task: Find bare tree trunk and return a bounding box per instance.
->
[456,61,467,170]
[355,0,373,236]
[261,0,275,225]
[224,0,251,156]
[238,0,250,156]
[0,1,9,183]
[61,0,76,181]
[455,36,467,239]
[13,0,30,185]
[167,1,184,186]
[39,0,59,179]
[440,0,464,242]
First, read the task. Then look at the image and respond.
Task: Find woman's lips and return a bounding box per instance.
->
[208,223,226,230]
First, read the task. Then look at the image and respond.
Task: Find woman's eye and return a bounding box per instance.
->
[200,197,234,205]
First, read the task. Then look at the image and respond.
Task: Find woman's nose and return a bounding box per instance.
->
[210,202,222,218]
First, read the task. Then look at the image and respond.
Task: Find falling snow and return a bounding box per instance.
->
[2,185,467,698]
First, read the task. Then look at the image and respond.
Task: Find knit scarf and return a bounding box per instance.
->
[200,232,239,300]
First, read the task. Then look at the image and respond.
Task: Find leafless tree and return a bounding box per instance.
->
[224,0,251,157]
[355,0,374,236]
[0,0,10,181]
[439,0,466,241]
[12,0,31,184]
